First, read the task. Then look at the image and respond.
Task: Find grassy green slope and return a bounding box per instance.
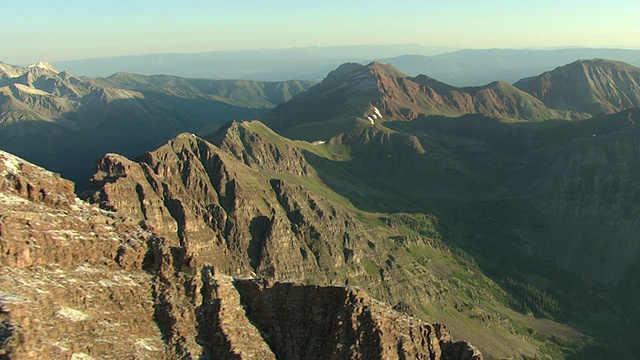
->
[204,120,599,359]
[299,111,640,359]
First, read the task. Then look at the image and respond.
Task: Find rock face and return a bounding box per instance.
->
[86,130,372,282]
[0,150,164,359]
[233,279,482,360]
[1,149,483,359]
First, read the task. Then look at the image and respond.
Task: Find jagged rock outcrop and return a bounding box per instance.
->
[87,132,370,281]
[0,150,164,359]
[1,149,483,359]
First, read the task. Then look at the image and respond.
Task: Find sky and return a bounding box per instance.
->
[3,0,640,65]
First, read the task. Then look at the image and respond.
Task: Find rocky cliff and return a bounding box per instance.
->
[0,150,163,359]
[0,149,482,359]
[86,131,369,281]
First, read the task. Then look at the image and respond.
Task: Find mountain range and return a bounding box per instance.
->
[0,61,313,185]
[49,46,640,85]
[2,56,640,358]
[51,45,453,81]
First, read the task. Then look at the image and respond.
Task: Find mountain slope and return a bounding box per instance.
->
[313,110,640,358]
[0,61,312,187]
[515,59,640,115]
[85,123,587,358]
[263,62,584,141]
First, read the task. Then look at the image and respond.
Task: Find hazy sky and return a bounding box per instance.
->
[4,0,640,64]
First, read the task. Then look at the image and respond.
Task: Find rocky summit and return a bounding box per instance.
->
[0,148,482,359]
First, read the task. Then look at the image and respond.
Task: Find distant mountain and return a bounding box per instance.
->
[263,61,585,140]
[48,47,640,86]
[514,59,640,115]
[98,72,315,109]
[52,45,453,81]
[380,48,640,86]
[0,61,313,186]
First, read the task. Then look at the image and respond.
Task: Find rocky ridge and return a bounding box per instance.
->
[1,149,482,359]
[0,150,163,359]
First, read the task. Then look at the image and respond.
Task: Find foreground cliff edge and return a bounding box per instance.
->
[0,150,482,359]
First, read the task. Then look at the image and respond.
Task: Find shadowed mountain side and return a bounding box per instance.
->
[308,111,640,284]
[0,95,268,188]
[299,111,640,357]
[0,61,314,188]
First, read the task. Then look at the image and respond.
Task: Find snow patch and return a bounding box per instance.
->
[57,306,90,321]
[367,116,375,125]
[28,61,59,74]
[374,107,383,118]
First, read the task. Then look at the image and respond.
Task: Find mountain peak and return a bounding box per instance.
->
[366,61,404,74]
[573,58,634,68]
[515,58,640,115]
[325,61,406,82]
[27,61,59,74]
